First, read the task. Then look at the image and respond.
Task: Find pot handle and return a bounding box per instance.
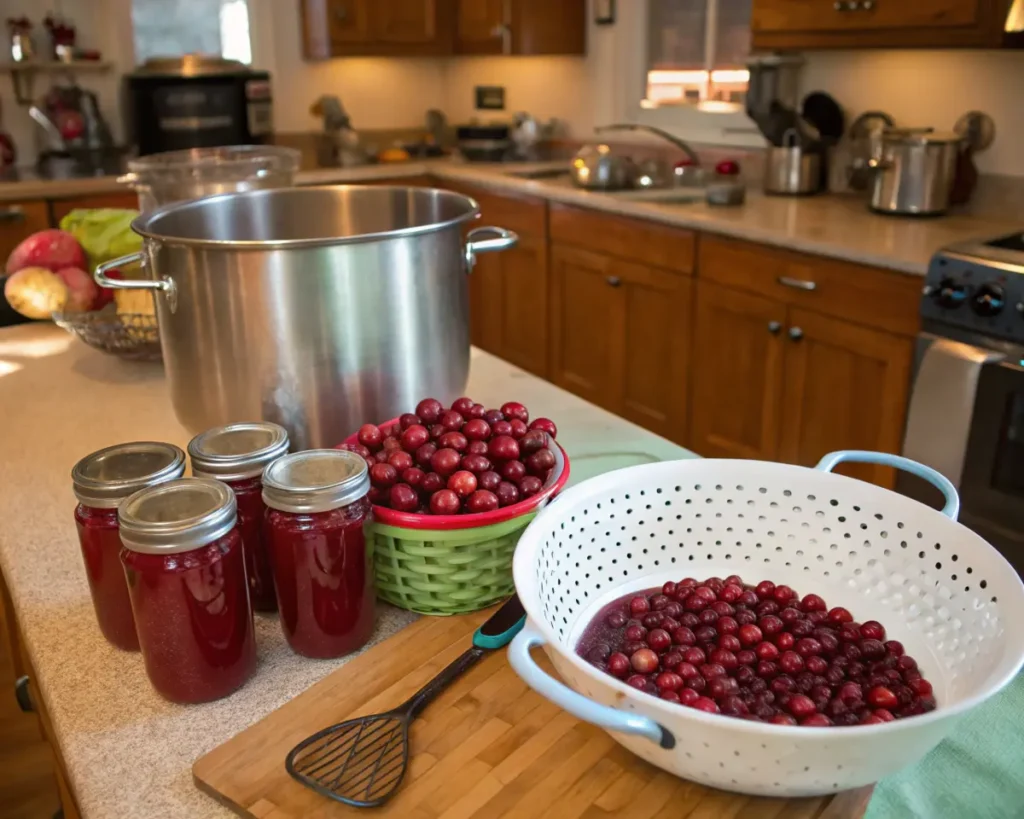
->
[815,450,959,520]
[465,226,518,271]
[508,623,676,750]
[94,251,177,311]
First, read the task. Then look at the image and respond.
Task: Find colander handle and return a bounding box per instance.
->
[815,450,959,520]
[508,623,676,750]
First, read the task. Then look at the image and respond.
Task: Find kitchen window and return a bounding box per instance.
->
[644,0,752,109]
[131,0,252,63]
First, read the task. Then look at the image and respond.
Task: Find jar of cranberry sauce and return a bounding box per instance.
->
[188,422,289,613]
[263,450,376,659]
[71,442,185,651]
[119,478,256,704]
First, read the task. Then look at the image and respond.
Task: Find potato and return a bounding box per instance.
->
[3,266,69,319]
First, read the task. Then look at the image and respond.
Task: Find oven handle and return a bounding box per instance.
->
[815,450,960,520]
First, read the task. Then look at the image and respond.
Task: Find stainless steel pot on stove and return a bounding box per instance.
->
[92,185,518,449]
[867,129,962,216]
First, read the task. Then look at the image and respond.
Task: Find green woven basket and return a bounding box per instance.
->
[369,512,538,615]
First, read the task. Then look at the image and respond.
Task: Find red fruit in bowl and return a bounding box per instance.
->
[389,483,419,512]
[461,454,492,474]
[415,398,444,424]
[784,693,817,719]
[400,467,425,488]
[483,409,505,425]
[382,437,403,453]
[860,620,886,641]
[373,450,389,464]
[439,410,464,431]
[367,486,389,506]
[466,439,489,456]
[430,448,462,476]
[492,420,513,437]
[420,472,445,494]
[414,442,437,467]
[501,459,526,482]
[509,418,528,439]
[398,413,421,430]
[488,435,520,461]
[801,593,826,613]
[468,403,486,419]
[451,397,475,415]
[463,418,491,441]
[342,442,372,458]
[501,401,529,423]
[387,450,413,471]
[448,470,478,498]
[867,686,899,709]
[465,489,499,513]
[528,417,557,438]
[630,648,659,673]
[369,463,397,488]
[828,607,854,625]
[478,470,501,492]
[429,424,446,440]
[400,424,429,452]
[525,448,556,476]
[518,430,547,455]
[429,489,461,515]
[439,431,468,452]
[495,480,519,506]
[357,424,383,451]
[519,475,543,498]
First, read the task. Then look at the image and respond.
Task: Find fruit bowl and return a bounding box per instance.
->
[53,303,161,362]
[509,451,1024,797]
[339,417,570,615]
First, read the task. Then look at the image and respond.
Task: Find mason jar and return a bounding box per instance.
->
[71,442,186,651]
[119,478,256,703]
[263,450,375,659]
[188,422,289,612]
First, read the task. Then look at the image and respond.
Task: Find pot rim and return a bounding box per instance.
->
[130,184,482,250]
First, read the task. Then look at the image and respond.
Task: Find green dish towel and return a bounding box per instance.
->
[865,670,1024,819]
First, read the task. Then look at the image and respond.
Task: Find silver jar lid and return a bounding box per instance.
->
[188,422,290,480]
[118,478,238,554]
[262,450,369,514]
[71,442,186,508]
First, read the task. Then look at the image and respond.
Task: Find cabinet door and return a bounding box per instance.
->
[689,281,786,461]
[511,0,586,54]
[753,0,978,33]
[0,201,49,264]
[371,0,444,44]
[455,0,506,54]
[549,245,622,411]
[49,191,138,225]
[618,264,691,442]
[778,308,913,488]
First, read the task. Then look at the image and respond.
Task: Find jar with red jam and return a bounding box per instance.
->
[71,442,185,651]
[263,450,376,659]
[119,478,257,703]
[188,422,289,613]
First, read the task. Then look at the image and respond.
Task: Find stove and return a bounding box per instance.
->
[900,232,1024,575]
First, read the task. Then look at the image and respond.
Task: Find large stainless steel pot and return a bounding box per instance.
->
[92,185,517,449]
[867,129,961,216]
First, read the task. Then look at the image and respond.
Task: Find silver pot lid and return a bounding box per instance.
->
[119,478,237,554]
[189,422,290,480]
[133,54,251,77]
[262,450,369,514]
[72,442,186,508]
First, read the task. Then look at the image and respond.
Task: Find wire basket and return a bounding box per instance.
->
[53,304,162,362]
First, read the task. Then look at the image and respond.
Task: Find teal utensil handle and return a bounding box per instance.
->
[815,450,959,520]
[472,594,526,650]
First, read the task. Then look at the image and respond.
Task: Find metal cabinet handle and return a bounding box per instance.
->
[768,320,782,334]
[778,276,817,292]
[15,675,33,712]
[0,205,26,223]
[789,326,804,341]
[606,276,622,287]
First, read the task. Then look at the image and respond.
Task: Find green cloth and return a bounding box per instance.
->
[58,208,142,271]
[865,671,1024,819]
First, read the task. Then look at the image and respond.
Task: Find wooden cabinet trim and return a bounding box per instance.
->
[443,181,548,238]
[697,234,921,337]
[549,203,696,276]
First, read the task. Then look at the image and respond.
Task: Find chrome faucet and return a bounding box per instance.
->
[594,123,701,167]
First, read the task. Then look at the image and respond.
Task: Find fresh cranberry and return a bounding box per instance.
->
[430,448,462,477]
[606,610,627,629]
[771,675,796,694]
[672,626,696,646]
[755,580,776,600]
[738,624,763,646]
[717,616,739,636]
[684,676,706,693]
[676,687,698,706]
[500,460,526,483]
[648,594,670,611]
[908,678,933,697]
[828,607,854,625]
[655,671,683,692]
[801,714,832,727]
[682,647,706,665]
[867,686,899,709]
[479,471,502,493]
[736,649,756,666]
[773,585,796,604]
[737,590,759,607]
[824,667,846,686]
[759,615,784,636]
[694,625,717,643]
[779,607,802,624]
[775,632,796,651]
[629,596,650,616]
[387,450,414,471]
[718,634,742,653]
[607,652,630,677]
[447,470,478,499]
[800,593,826,612]
[859,620,886,641]
[415,398,444,423]
[624,624,647,642]
[388,483,419,512]
[720,695,750,716]
[691,696,719,714]
[357,423,383,451]
[805,656,828,675]
[492,420,513,437]
[488,435,520,462]
[807,611,828,625]
[708,675,739,699]
[676,661,699,680]
[369,462,398,489]
[429,489,461,515]
[420,472,445,495]
[468,404,486,419]
[790,620,814,638]
[659,690,680,703]
[771,713,797,725]
[642,612,664,629]
[779,651,805,674]
[679,613,700,628]
[756,600,780,616]
[873,708,896,722]
[647,628,671,652]
[734,610,757,626]
[885,640,905,657]
[413,442,437,467]
[784,693,817,719]
[509,418,529,439]
[719,584,743,603]
[428,424,447,440]
[795,637,822,657]
[399,424,430,453]
[843,643,863,660]
[756,641,780,662]
[700,663,727,680]
[896,655,918,673]
[709,649,738,670]
[625,674,648,691]
[818,633,839,655]
[860,639,886,659]
[757,660,779,678]
[662,651,683,670]
[630,648,660,674]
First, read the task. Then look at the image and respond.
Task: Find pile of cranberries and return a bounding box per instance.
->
[576,576,936,727]
[341,397,558,516]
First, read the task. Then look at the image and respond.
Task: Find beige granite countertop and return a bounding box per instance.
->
[0,323,690,818]
[1,159,1017,276]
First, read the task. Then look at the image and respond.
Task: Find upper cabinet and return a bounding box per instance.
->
[303,0,586,59]
[751,0,1018,49]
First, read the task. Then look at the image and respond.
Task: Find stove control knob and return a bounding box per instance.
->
[972,282,1005,317]
[931,277,969,309]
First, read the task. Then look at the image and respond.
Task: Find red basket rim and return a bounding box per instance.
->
[338,417,570,530]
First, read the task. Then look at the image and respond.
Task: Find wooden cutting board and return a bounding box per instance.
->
[194,608,873,819]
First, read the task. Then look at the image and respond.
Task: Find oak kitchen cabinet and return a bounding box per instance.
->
[301,0,454,58]
[690,236,919,488]
[454,0,587,55]
[49,190,138,224]
[548,205,693,443]
[752,0,1018,49]
[0,200,49,264]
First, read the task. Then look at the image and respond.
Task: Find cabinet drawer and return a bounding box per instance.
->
[439,182,547,238]
[697,235,920,336]
[752,0,979,33]
[549,203,695,275]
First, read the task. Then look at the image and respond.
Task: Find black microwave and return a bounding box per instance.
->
[126,55,273,156]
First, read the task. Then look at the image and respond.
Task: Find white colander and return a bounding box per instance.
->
[508,451,1024,798]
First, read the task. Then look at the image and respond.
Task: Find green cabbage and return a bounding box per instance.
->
[59,209,142,272]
